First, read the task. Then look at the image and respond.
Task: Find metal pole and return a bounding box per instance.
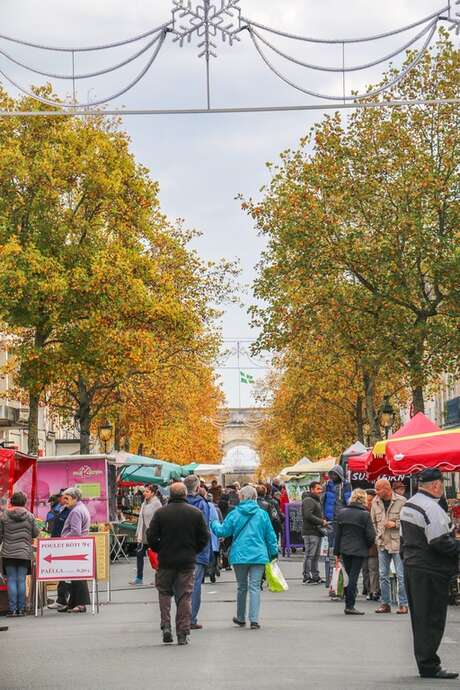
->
[34,580,39,617]
[92,579,95,615]
[237,341,241,410]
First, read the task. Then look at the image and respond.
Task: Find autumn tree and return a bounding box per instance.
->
[245,31,460,459]
[0,86,234,455]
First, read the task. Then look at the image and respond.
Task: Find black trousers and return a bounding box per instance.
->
[404,567,450,677]
[68,580,90,609]
[341,555,364,610]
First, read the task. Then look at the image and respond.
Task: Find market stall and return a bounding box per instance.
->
[278,457,336,556]
[0,449,38,614]
[36,455,117,524]
[0,448,37,512]
[114,453,198,556]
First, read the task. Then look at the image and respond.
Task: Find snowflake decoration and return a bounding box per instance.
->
[448,0,460,35]
[172,0,242,59]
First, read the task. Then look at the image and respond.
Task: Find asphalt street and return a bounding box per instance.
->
[1,557,459,690]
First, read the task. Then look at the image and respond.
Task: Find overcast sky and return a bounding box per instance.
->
[0,0,444,405]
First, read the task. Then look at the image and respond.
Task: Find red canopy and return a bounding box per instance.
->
[348,451,372,473]
[387,428,460,474]
[392,413,440,438]
[365,414,444,479]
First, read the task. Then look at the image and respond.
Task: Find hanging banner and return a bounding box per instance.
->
[36,537,96,581]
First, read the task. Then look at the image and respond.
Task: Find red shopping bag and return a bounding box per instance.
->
[147,548,159,570]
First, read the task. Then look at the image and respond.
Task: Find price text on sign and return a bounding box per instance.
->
[36,537,96,581]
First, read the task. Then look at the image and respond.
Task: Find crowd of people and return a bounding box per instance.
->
[0,466,458,680]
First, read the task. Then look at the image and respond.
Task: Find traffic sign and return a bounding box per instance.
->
[36,537,96,581]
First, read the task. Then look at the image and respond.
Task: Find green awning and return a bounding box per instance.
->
[119,455,198,485]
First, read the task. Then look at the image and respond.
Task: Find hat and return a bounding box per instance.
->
[418,468,443,483]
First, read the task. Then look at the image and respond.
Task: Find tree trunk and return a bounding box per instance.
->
[355,395,364,444]
[407,319,426,415]
[27,391,40,455]
[363,371,382,444]
[411,385,425,415]
[114,421,121,452]
[77,376,92,454]
[26,326,49,455]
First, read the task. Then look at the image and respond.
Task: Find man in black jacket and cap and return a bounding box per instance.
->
[301,481,328,584]
[147,482,209,646]
[400,468,459,680]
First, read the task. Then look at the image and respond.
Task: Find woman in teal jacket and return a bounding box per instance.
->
[211,485,278,629]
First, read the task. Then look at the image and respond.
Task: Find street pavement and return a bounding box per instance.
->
[1,556,459,690]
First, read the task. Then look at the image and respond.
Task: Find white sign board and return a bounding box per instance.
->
[36,537,96,581]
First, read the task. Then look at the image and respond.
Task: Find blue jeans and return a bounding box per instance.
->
[378,550,407,606]
[191,563,206,625]
[5,563,28,613]
[233,564,265,624]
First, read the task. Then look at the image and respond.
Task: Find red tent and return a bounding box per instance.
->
[367,413,442,479]
[348,451,372,473]
[0,449,37,512]
[386,428,460,474]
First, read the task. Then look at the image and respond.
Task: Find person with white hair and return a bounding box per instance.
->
[57,487,91,613]
[211,484,278,629]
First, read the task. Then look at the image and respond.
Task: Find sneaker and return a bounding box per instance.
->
[6,611,16,618]
[162,627,173,644]
[16,610,26,617]
[250,622,261,630]
[232,617,246,627]
[302,575,309,583]
[190,623,203,630]
[129,578,143,586]
[48,602,68,611]
[344,608,365,615]
[177,633,189,645]
[309,578,323,585]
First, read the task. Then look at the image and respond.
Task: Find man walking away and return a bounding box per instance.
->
[400,468,459,680]
[147,482,209,646]
[184,474,212,629]
[301,481,327,584]
[371,479,408,614]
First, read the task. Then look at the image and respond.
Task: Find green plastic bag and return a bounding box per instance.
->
[265,559,289,592]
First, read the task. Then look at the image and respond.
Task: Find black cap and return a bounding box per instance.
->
[418,468,443,483]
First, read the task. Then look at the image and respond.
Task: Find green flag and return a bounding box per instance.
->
[240,371,255,384]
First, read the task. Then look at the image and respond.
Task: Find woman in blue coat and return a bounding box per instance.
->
[211,485,278,629]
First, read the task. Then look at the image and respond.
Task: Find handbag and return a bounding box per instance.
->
[329,562,349,597]
[147,548,159,570]
[265,560,289,592]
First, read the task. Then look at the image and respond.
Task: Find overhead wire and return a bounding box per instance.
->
[248,20,438,102]
[0,31,165,81]
[249,19,436,74]
[240,5,448,44]
[0,29,168,109]
[0,21,172,52]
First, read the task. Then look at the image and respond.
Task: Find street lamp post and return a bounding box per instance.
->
[98,423,114,454]
[379,395,395,440]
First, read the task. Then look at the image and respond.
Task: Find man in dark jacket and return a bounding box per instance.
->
[184,474,212,630]
[302,481,327,584]
[147,482,209,646]
[400,468,459,680]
